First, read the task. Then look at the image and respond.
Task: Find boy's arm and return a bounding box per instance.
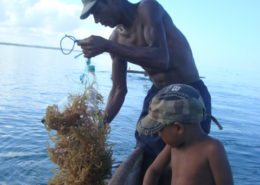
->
[143,145,171,185]
[208,140,234,185]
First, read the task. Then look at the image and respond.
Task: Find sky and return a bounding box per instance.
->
[0,0,259,73]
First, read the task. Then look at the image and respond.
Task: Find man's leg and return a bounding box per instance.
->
[135,85,165,178]
[190,80,212,134]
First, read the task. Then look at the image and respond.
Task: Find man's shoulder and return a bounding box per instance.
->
[135,0,169,27]
[109,28,119,41]
[138,0,160,8]
[109,26,127,42]
[137,0,163,16]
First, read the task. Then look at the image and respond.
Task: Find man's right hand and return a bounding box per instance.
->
[77,35,109,58]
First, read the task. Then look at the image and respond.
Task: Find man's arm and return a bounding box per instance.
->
[78,0,169,70]
[103,54,127,124]
[208,140,234,185]
[143,145,171,185]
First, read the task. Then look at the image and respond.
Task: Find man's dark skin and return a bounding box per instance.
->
[78,0,201,124]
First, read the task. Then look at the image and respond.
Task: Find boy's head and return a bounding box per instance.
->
[137,84,206,147]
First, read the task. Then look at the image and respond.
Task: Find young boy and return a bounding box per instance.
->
[137,84,233,185]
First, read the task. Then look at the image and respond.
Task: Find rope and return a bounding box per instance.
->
[60,34,83,58]
[59,35,97,88]
[80,58,95,85]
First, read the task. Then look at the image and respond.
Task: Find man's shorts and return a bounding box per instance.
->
[135,80,211,169]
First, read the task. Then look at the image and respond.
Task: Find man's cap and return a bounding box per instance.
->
[137,84,219,135]
[80,0,98,20]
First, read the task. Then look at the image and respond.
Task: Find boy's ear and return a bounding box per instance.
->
[174,122,184,134]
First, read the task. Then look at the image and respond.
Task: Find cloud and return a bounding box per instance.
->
[22,0,81,32]
[0,0,112,46]
[0,1,8,22]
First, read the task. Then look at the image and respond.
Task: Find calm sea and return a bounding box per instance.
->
[0,46,259,185]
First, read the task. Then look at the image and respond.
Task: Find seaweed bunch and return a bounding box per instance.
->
[42,86,112,185]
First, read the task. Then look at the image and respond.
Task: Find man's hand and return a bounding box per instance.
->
[78,35,109,58]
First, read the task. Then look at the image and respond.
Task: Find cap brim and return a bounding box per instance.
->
[80,1,97,20]
[136,115,166,135]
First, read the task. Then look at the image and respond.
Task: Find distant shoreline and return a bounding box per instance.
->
[0,41,81,52]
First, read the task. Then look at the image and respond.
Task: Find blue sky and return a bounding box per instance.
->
[167,1,260,70]
[0,0,259,73]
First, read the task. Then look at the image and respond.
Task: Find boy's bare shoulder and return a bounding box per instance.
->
[203,136,226,155]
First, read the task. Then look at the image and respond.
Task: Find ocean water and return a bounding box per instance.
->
[0,45,259,185]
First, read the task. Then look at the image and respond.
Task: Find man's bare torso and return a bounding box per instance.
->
[112,1,200,87]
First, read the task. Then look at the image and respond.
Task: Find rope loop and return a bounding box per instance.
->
[60,35,83,58]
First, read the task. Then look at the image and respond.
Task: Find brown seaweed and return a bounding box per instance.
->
[42,87,112,185]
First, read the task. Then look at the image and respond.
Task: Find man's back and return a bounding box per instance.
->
[111,0,200,87]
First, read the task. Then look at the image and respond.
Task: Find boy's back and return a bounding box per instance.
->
[171,135,232,185]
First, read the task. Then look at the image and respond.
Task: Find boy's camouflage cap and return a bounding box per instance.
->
[137,84,207,135]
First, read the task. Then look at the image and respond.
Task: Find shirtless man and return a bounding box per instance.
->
[78,0,212,173]
[137,84,234,185]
